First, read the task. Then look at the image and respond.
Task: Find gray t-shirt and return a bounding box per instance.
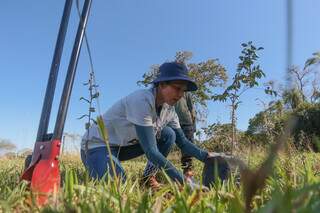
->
[81,88,180,150]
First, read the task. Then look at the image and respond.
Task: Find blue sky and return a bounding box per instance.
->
[0,0,319,150]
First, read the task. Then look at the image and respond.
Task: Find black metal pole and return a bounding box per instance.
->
[36,0,73,142]
[53,0,92,140]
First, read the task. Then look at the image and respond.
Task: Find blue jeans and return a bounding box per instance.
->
[180,125,195,172]
[81,126,175,181]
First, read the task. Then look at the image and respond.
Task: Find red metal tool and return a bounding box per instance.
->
[21,0,92,205]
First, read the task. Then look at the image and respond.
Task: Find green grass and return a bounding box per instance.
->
[0,150,319,212]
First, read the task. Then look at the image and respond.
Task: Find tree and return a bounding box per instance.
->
[305,52,320,103]
[212,42,267,152]
[282,88,304,110]
[0,139,16,152]
[265,52,320,110]
[201,123,233,152]
[288,66,311,101]
[245,51,320,150]
[285,51,320,103]
[304,52,320,69]
[137,51,227,122]
[18,148,33,157]
[292,104,320,151]
[311,78,320,103]
[246,99,284,145]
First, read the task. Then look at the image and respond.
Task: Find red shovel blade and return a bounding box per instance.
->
[21,139,61,205]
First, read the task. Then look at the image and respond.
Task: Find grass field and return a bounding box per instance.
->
[0,148,320,212]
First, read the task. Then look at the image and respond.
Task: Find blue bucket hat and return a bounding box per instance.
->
[152,62,198,91]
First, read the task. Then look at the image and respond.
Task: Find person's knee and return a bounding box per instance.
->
[84,147,110,180]
[161,126,176,145]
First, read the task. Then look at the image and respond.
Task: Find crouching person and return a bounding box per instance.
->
[80,62,223,189]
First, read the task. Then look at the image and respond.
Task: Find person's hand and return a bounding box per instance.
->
[207,152,229,159]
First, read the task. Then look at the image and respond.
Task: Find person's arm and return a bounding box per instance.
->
[173,128,208,162]
[134,124,184,183]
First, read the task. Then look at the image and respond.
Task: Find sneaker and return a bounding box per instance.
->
[145,175,162,191]
[183,169,195,181]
